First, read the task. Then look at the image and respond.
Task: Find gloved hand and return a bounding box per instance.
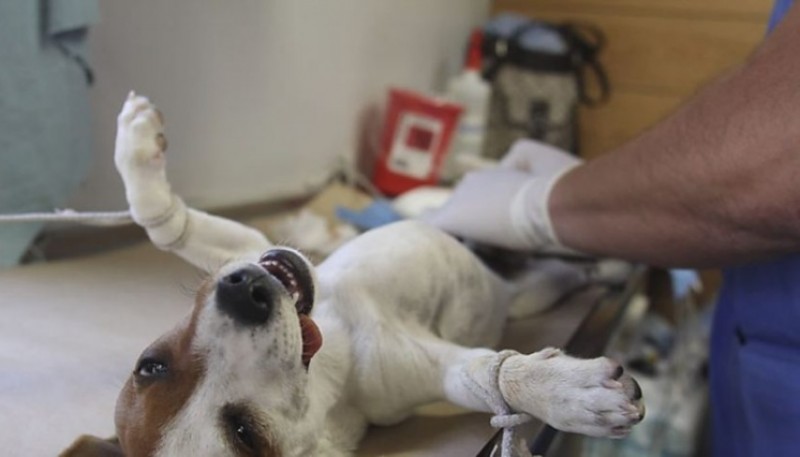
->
[426,139,582,252]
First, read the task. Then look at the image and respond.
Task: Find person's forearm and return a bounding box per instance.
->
[549,5,800,268]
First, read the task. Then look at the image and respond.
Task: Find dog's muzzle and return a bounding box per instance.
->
[216,265,276,325]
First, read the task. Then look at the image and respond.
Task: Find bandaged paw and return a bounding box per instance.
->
[114,92,183,236]
[498,348,645,438]
[115,91,168,173]
[462,350,531,457]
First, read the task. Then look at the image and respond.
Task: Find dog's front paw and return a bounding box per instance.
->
[115,91,168,177]
[114,92,175,223]
[499,348,644,438]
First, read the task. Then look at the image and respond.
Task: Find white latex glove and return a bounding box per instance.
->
[498,139,582,175]
[426,139,582,252]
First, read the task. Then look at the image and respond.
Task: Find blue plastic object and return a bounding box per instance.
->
[335,200,403,231]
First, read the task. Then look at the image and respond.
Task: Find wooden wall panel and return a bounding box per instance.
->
[497,0,774,20]
[528,12,763,95]
[494,3,767,95]
[492,0,773,156]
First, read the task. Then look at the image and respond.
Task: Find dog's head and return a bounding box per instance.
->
[63,247,324,457]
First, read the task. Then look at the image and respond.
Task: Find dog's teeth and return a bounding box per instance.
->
[259,257,306,301]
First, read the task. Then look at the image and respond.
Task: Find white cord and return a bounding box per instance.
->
[0,209,134,226]
[464,350,532,457]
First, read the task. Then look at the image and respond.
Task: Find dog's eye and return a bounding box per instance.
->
[135,357,169,378]
[222,406,262,455]
[233,422,256,451]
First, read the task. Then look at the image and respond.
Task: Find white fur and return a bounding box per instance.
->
[116,94,644,456]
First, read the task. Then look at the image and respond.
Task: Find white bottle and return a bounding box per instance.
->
[442,29,491,183]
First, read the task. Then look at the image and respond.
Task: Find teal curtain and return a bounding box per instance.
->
[0,0,98,267]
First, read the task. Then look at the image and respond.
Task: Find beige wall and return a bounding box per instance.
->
[71,0,490,211]
[493,0,774,158]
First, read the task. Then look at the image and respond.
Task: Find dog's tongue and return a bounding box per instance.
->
[300,315,322,366]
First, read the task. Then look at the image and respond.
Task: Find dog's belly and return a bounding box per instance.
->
[314,221,514,423]
[312,221,511,424]
[317,220,512,346]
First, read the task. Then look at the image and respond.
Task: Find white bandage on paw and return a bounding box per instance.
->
[462,350,532,457]
[133,195,190,250]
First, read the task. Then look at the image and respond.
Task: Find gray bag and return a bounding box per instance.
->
[481,16,610,158]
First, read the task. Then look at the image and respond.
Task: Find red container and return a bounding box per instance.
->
[372,89,463,196]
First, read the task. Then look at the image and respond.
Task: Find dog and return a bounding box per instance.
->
[61,93,644,457]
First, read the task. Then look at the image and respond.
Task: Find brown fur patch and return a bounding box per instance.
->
[113,280,211,456]
[59,435,123,457]
[112,275,283,457]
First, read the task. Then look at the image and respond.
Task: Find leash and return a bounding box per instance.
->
[0,209,134,226]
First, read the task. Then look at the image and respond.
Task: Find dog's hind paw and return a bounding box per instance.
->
[115,91,167,176]
[498,349,645,438]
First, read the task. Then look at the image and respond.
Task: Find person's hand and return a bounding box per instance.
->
[498,138,582,175]
[426,139,582,252]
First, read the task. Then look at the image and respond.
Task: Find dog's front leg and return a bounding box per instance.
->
[492,348,644,437]
[115,92,270,271]
[439,346,644,447]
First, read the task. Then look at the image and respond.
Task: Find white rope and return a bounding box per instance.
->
[0,209,134,226]
[464,350,533,457]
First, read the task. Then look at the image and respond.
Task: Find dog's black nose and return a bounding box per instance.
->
[216,265,274,325]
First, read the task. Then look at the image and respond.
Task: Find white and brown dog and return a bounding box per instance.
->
[62,93,644,457]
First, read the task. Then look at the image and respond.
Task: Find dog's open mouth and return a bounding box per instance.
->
[258,250,322,367]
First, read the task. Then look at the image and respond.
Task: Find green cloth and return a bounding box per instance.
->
[0,0,98,267]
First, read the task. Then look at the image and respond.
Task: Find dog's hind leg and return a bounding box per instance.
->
[505,258,591,318]
[114,92,270,271]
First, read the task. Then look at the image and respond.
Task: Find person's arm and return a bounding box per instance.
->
[550,4,800,268]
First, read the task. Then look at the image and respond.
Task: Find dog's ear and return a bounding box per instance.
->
[59,435,123,457]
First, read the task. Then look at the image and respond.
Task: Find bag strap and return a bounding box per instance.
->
[558,22,610,106]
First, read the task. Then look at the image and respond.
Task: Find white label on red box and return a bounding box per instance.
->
[387,112,443,179]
